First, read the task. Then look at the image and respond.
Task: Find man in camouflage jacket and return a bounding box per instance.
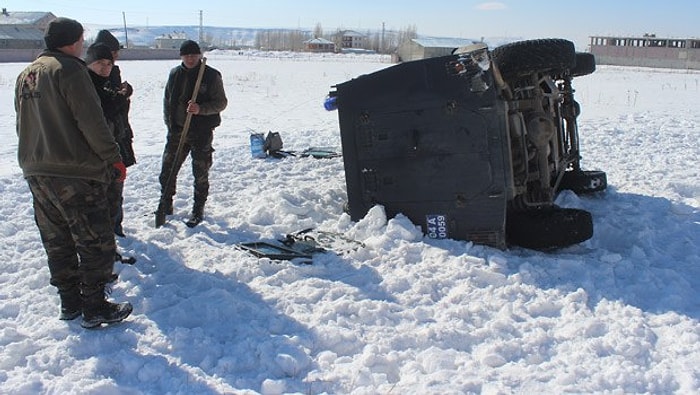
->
[14,17,132,329]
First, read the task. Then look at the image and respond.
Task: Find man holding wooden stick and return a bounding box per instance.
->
[157,40,227,228]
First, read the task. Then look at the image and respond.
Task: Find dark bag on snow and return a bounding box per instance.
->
[263,131,284,154]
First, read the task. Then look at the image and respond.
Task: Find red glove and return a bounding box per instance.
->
[113,161,126,182]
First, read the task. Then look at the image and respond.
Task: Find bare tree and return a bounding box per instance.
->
[204,32,214,48]
[331,28,344,50]
[255,29,312,51]
[313,23,323,39]
[253,24,416,53]
[360,24,418,54]
[396,24,418,48]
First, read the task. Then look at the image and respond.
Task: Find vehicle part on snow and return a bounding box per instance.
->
[238,241,314,261]
[249,131,341,159]
[237,228,364,261]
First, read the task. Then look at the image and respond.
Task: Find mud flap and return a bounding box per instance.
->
[506,206,593,250]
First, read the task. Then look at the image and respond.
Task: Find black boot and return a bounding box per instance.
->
[157,198,173,215]
[115,252,137,265]
[155,197,174,228]
[58,288,82,321]
[186,205,204,228]
[81,286,133,329]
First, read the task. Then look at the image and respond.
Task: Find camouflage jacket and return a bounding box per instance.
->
[15,50,121,183]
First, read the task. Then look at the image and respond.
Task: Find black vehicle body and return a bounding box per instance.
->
[330,39,606,249]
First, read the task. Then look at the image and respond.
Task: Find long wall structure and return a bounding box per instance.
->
[590,35,700,70]
[0,48,181,63]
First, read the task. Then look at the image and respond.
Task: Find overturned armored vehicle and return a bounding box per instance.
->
[328,39,607,250]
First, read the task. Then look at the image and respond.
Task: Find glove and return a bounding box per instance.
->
[113,161,127,182]
[119,81,133,97]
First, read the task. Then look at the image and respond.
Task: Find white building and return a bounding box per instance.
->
[0,10,55,49]
[155,32,189,50]
[397,37,479,62]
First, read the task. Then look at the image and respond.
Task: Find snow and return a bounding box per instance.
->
[1,50,699,394]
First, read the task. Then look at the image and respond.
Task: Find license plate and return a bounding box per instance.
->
[426,214,449,239]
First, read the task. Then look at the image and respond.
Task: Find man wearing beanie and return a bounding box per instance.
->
[157,39,228,227]
[85,42,113,65]
[94,29,136,238]
[85,43,136,266]
[43,16,83,51]
[14,17,132,329]
[95,29,122,52]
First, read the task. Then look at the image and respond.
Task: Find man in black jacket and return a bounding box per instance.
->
[94,29,136,237]
[158,40,228,227]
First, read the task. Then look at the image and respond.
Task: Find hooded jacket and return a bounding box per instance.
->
[163,61,227,133]
[89,68,136,167]
[15,50,121,183]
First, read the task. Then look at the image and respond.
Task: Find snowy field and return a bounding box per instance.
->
[0,50,699,394]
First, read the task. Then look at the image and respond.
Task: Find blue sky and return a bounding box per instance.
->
[5,0,698,50]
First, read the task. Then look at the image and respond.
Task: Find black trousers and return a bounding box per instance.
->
[158,127,214,210]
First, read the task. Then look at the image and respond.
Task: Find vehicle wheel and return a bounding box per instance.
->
[491,39,576,78]
[559,170,607,194]
[506,206,593,250]
[571,52,596,77]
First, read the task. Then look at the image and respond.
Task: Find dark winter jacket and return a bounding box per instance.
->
[15,50,121,183]
[163,61,227,133]
[89,67,136,167]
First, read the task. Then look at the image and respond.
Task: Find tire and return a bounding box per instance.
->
[559,170,607,194]
[506,206,593,250]
[492,39,576,78]
[571,52,596,77]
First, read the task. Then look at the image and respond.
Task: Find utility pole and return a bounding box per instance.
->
[381,22,385,53]
[122,12,128,49]
[199,10,204,44]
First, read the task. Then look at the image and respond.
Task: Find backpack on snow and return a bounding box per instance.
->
[263,131,293,158]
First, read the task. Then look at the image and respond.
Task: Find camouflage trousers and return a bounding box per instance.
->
[106,173,125,235]
[158,128,214,210]
[26,176,115,293]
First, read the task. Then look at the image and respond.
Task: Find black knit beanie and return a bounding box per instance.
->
[44,17,84,50]
[85,43,114,65]
[180,40,201,55]
[95,30,121,52]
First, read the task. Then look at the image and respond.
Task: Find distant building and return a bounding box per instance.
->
[155,32,188,50]
[590,34,700,70]
[303,37,335,52]
[397,37,479,62]
[333,30,367,50]
[0,9,56,49]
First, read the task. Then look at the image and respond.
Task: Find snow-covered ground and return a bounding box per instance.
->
[0,50,698,394]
